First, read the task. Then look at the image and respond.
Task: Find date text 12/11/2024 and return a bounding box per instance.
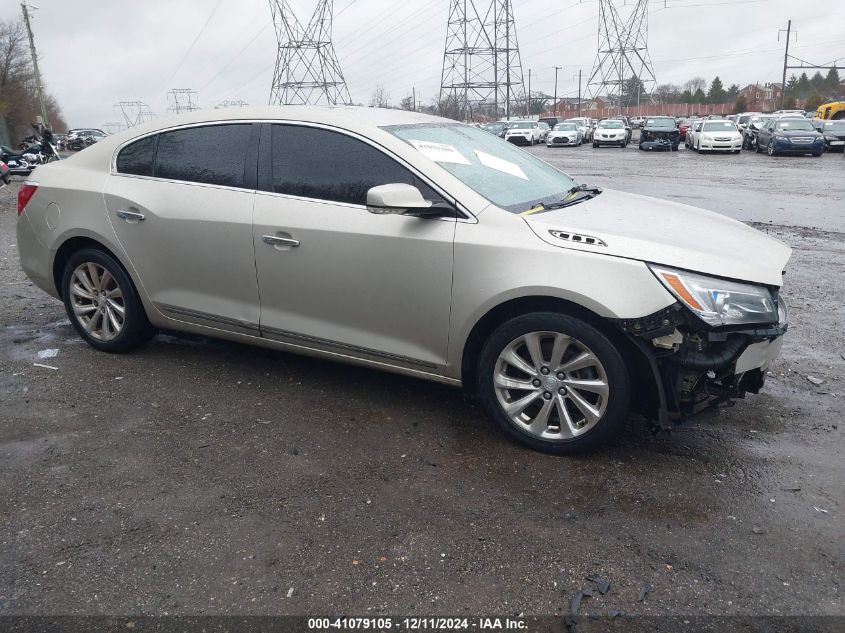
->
[307,617,527,630]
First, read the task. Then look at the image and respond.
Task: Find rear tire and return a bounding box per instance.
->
[61,248,155,353]
[476,312,631,454]
[592,142,599,148]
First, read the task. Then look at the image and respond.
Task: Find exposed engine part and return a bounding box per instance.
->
[666,334,749,371]
[652,329,683,350]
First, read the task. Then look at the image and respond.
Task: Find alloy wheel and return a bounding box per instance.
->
[493,331,609,440]
[767,141,775,156]
[69,262,126,341]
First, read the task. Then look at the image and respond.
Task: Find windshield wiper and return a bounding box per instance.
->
[525,184,602,213]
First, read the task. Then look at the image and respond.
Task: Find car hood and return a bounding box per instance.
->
[776,129,821,137]
[522,189,791,286]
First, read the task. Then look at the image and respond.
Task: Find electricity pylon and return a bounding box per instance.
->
[439,0,526,121]
[167,88,201,114]
[268,0,351,106]
[114,102,155,128]
[586,0,656,108]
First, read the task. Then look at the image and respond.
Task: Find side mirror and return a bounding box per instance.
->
[366,183,455,219]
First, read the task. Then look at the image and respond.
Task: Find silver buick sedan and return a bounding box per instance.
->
[16,107,790,453]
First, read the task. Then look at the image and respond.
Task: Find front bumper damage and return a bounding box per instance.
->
[615,303,787,431]
[639,139,673,151]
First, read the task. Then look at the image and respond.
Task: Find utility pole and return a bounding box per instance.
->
[779,20,795,109]
[20,3,49,126]
[412,86,416,112]
[527,68,531,117]
[553,66,561,116]
[576,69,582,118]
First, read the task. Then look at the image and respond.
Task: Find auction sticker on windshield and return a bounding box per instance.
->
[408,139,471,165]
[475,149,528,180]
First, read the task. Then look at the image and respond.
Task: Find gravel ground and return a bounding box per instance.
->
[0,145,843,622]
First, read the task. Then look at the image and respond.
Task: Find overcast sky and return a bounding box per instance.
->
[3,0,843,127]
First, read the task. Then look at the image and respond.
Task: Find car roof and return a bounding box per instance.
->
[101,106,451,146]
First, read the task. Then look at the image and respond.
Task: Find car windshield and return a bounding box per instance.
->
[599,120,623,129]
[510,122,533,129]
[775,120,814,131]
[703,121,736,132]
[384,123,577,213]
[485,123,506,132]
[554,123,578,131]
[645,118,674,128]
[823,121,845,130]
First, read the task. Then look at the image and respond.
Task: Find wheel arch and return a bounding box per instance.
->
[52,235,134,301]
[459,295,660,417]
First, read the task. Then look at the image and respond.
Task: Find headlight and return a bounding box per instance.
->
[649,265,778,327]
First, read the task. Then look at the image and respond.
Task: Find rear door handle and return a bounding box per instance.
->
[115,209,145,222]
[262,234,300,248]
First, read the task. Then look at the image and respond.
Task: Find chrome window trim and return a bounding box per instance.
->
[110,118,477,223]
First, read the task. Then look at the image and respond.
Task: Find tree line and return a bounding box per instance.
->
[0,18,67,143]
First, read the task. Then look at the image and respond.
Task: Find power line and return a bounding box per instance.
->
[155,0,225,98]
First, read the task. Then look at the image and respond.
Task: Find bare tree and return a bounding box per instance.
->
[399,94,415,111]
[369,85,391,109]
[0,18,67,139]
[655,83,680,105]
[0,19,29,89]
[684,77,707,95]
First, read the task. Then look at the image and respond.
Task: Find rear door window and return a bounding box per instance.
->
[154,124,253,188]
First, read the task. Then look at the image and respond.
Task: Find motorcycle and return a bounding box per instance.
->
[0,126,60,176]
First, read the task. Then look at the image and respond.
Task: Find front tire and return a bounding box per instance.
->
[592,142,599,148]
[477,313,631,454]
[767,141,777,156]
[61,248,154,353]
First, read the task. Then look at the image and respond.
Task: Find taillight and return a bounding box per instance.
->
[17,181,38,216]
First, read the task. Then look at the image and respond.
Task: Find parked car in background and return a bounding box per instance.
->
[735,112,763,135]
[546,122,582,147]
[815,120,845,152]
[609,116,633,143]
[685,120,704,149]
[14,106,792,454]
[482,121,509,138]
[755,117,824,156]
[692,120,743,153]
[504,120,541,145]
[566,117,593,142]
[741,116,770,150]
[538,121,550,143]
[678,118,693,141]
[772,109,804,117]
[538,116,562,130]
[0,160,9,187]
[592,119,628,148]
[629,116,646,128]
[638,116,681,151]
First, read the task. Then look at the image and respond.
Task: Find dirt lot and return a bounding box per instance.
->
[0,146,843,622]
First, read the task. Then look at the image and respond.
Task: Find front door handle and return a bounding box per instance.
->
[115,209,145,222]
[262,234,300,248]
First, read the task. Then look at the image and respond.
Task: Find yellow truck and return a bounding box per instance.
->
[816,102,845,120]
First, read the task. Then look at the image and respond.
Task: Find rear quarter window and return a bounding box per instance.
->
[116,135,157,177]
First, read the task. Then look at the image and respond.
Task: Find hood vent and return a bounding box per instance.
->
[549,229,607,247]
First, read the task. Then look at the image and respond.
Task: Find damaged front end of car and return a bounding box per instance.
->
[639,128,680,151]
[615,265,788,430]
